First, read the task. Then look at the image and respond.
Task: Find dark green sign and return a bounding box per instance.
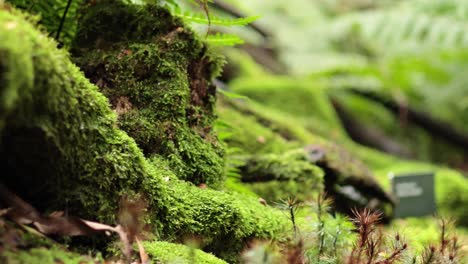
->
[391,172,436,218]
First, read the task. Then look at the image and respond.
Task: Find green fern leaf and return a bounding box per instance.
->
[171,6,259,26]
[206,33,244,46]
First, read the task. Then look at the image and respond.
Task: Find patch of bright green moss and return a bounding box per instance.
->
[143,241,228,264]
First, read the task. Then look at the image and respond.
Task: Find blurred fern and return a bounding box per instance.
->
[171,5,259,27]
[206,33,245,46]
[166,2,258,46]
[7,0,256,47]
[328,10,468,53]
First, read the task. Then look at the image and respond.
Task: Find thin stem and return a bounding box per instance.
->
[55,0,73,43]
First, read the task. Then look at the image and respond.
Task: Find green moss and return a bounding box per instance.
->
[218,98,331,152]
[217,104,298,155]
[3,246,98,264]
[143,241,228,264]
[240,149,324,202]
[219,99,393,206]
[230,76,347,141]
[72,1,225,187]
[6,0,82,48]
[160,177,288,262]
[0,221,100,264]
[0,5,288,261]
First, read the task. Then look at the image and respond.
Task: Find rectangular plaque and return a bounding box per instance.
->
[391,172,436,218]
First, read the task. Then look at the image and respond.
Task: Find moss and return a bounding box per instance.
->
[230,76,347,141]
[217,103,298,155]
[218,98,330,150]
[0,220,100,264]
[6,0,82,48]
[0,5,288,262]
[219,99,393,207]
[239,150,324,202]
[142,241,227,264]
[157,166,289,262]
[71,1,225,187]
[3,246,98,264]
[223,178,259,197]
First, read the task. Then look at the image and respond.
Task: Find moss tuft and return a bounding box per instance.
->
[239,149,324,202]
[142,241,228,264]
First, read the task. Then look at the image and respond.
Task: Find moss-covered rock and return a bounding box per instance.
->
[72,0,225,187]
[0,4,288,262]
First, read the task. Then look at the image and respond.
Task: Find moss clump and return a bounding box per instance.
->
[0,5,288,262]
[142,241,228,264]
[72,0,225,187]
[239,149,324,202]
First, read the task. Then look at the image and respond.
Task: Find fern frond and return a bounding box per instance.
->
[171,5,259,26]
[206,33,244,46]
[328,10,468,53]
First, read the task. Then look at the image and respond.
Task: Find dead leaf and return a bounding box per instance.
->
[0,183,148,263]
[136,237,150,264]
